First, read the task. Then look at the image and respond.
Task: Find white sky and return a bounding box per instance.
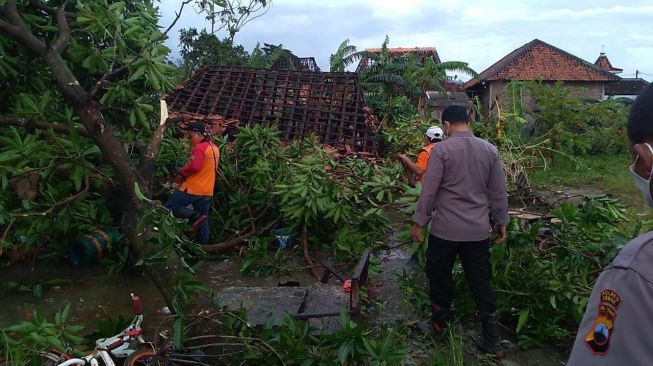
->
[159,0,653,81]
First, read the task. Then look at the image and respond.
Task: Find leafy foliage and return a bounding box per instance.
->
[247,42,298,69]
[178,28,250,75]
[227,311,409,365]
[329,38,362,72]
[0,305,86,365]
[490,196,630,347]
[193,0,271,41]
[497,81,630,157]
[195,125,399,273]
[239,237,293,277]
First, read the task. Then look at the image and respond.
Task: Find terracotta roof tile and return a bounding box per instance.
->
[364,47,436,55]
[441,82,466,92]
[465,39,620,88]
[357,47,441,71]
[594,53,623,73]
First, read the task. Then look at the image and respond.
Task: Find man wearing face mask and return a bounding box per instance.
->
[567,84,653,365]
[411,105,509,359]
[165,121,220,245]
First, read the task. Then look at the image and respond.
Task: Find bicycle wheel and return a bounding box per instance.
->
[123,349,166,366]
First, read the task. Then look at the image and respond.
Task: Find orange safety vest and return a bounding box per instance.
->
[416,143,436,183]
[180,141,220,196]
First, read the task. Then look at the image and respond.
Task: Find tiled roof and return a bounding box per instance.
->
[425,91,472,107]
[357,47,441,71]
[441,81,466,92]
[365,47,437,57]
[465,39,620,88]
[594,53,623,73]
[605,78,650,96]
[165,67,379,154]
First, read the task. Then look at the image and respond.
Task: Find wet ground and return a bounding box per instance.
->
[1,214,568,365]
[0,256,315,336]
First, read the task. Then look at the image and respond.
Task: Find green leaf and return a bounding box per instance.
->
[337,340,352,365]
[3,322,35,333]
[516,309,530,333]
[46,335,67,351]
[172,317,184,350]
[133,182,152,202]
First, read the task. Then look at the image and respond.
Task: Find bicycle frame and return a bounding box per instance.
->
[53,293,148,366]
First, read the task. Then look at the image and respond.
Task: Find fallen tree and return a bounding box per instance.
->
[0,0,269,310]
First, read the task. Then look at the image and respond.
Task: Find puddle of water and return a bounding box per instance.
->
[0,254,317,336]
[0,262,166,335]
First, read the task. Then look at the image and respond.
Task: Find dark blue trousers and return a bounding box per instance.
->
[165,189,211,244]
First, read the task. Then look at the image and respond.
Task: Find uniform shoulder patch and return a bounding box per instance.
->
[584,288,622,355]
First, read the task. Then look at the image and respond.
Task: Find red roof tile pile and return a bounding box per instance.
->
[169,111,240,136]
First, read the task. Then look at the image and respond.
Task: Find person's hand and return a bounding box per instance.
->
[173,174,186,185]
[493,225,507,244]
[410,224,423,242]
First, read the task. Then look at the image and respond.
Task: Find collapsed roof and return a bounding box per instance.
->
[166,66,379,155]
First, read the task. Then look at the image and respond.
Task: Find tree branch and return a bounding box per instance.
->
[0,116,90,137]
[201,218,279,254]
[90,0,193,97]
[0,1,47,55]
[139,115,179,180]
[28,0,75,18]
[51,0,71,54]
[10,176,90,218]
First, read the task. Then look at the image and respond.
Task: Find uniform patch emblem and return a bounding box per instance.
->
[585,289,622,355]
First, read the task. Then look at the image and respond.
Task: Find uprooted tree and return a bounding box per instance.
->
[0,0,269,310]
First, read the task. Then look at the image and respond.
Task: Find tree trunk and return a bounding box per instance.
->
[121,206,179,308]
[417,96,428,118]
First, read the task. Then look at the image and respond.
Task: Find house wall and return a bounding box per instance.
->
[479,81,607,115]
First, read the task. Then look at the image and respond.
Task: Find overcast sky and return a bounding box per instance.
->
[159,0,653,81]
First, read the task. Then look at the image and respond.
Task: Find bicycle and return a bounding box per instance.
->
[39,293,150,366]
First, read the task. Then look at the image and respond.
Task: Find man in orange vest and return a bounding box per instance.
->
[165,121,220,245]
[398,126,444,184]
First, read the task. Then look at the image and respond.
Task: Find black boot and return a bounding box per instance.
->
[476,313,505,359]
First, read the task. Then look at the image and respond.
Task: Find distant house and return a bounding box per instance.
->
[465,39,620,114]
[356,47,441,72]
[425,82,473,120]
[605,78,650,102]
[593,51,650,101]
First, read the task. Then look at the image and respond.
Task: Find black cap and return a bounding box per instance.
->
[186,121,205,133]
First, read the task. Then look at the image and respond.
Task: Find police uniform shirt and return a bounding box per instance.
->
[568,231,653,365]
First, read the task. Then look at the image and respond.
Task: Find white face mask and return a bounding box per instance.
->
[630,143,653,208]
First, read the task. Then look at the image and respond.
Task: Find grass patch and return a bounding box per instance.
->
[529,153,643,206]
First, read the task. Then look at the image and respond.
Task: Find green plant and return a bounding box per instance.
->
[0,305,86,366]
[489,196,631,348]
[230,311,409,365]
[239,237,293,277]
[396,269,430,318]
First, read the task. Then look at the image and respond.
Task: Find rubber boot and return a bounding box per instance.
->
[476,313,505,359]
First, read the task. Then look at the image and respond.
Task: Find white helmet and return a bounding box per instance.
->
[425,126,444,142]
